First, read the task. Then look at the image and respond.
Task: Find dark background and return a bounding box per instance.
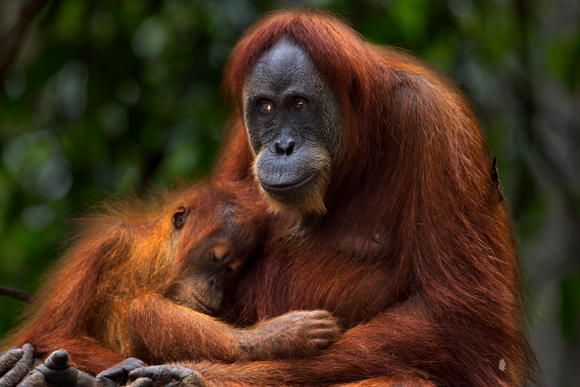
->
[0,0,579,385]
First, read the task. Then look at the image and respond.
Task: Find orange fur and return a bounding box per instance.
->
[1,179,268,374]
[190,9,540,387]
[2,9,540,387]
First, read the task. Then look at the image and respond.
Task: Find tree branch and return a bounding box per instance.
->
[0,286,32,302]
[0,0,51,82]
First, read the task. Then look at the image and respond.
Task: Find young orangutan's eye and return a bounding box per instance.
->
[226,265,237,275]
[211,244,230,263]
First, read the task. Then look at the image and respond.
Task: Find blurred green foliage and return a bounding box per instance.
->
[560,272,580,343]
[1,0,579,385]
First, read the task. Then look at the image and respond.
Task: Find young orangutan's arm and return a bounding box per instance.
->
[127,294,340,363]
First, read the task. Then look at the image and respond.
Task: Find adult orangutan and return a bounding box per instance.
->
[0,179,339,387]
[121,9,539,387]
[2,8,539,387]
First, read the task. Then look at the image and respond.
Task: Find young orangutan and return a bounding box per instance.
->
[0,179,340,387]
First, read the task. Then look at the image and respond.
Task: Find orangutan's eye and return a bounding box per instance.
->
[293,98,307,111]
[226,265,237,274]
[211,244,230,263]
[259,101,273,112]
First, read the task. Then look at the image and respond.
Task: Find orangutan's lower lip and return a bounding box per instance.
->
[192,295,214,315]
[260,173,316,195]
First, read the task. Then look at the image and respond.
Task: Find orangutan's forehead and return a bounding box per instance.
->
[249,39,319,92]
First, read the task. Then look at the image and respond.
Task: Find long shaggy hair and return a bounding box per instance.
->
[207,8,540,387]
